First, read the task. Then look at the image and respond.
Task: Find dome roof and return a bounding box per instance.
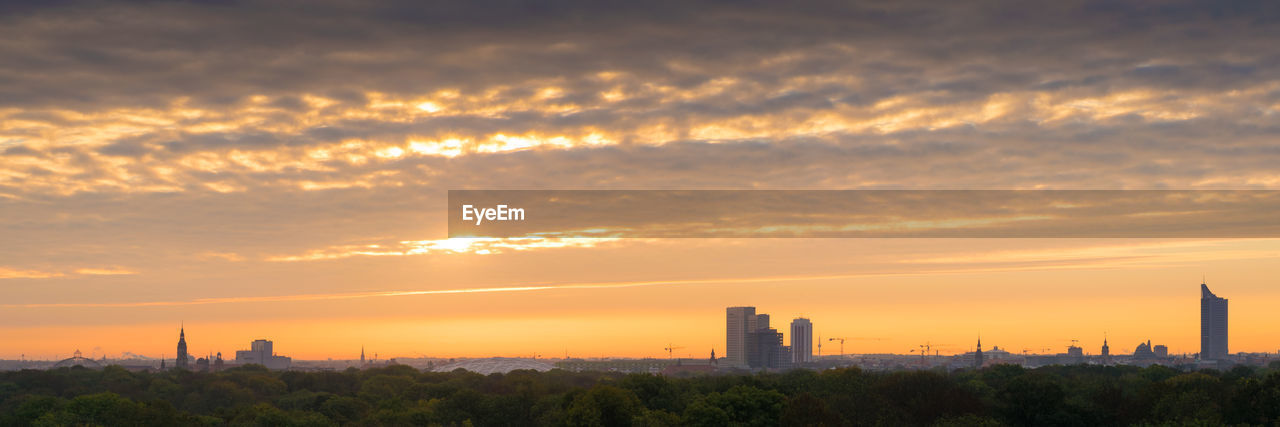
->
[52,356,103,369]
[431,358,555,375]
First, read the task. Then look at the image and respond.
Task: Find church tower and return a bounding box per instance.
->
[176,326,189,370]
[974,337,984,369]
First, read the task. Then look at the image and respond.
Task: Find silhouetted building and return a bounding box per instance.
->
[1101,337,1111,364]
[235,339,292,370]
[974,338,984,368]
[1141,337,1172,357]
[748,328,775,368]
[726,307,756,368]
[175,326,189,370]
[213,352,224,372]
[196,355,209,372]
[660,360,717,376]
[1201,283,1228,360]
[790,318,813,365]
[1066,345,1084,364]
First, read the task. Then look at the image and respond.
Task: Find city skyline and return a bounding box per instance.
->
[6,280,1266,363]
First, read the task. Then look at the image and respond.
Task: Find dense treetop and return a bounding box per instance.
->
[2,362,1280,426]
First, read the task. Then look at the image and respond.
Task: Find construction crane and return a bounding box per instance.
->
[828,337,847,358]
[663,344,685,359]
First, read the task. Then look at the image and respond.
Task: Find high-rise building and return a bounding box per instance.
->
[749,327,790,369]
[755,314,770,331]
[726,307,756,368]
[175,326,189,370]
[1200,283,1228,360]
[790,318,813,365]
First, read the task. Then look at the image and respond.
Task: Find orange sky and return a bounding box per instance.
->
[3,238,1278,360]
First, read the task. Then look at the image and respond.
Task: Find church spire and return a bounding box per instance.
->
[974,336,984,369]
[175,324,189,370]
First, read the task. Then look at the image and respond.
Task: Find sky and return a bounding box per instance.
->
[2,0,1280,360]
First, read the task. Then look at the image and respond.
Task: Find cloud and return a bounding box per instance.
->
[0,267,63,279]
[0,267,1064,309]
[2,0,1280,312]
[199,251,245,262]
[74,267,137,276]
[266,238,617,261]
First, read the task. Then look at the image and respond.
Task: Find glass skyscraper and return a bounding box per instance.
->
[726,307,756,368]
[1200,283,1228,360]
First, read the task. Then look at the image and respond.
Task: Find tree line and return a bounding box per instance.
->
[2,362,1280,426]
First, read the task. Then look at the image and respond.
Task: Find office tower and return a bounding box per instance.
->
[790,318,813,365]
[755,314,770,331]
[1200,283,1228,360]
[175,326,189,370]
[726,307,756,368]
[750,327,785,369]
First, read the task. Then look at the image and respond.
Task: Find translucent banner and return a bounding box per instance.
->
[447,190,1280,238]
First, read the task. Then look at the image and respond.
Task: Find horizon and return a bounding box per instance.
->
[3,279,1268,361]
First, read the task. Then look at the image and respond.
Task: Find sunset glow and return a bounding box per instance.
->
[3,1,1279,364]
